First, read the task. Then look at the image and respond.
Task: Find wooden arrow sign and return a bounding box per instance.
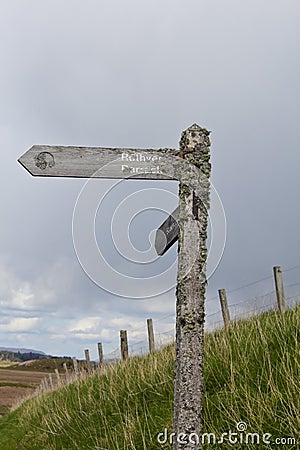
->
[155,191,201,255]
[155,207,179,255]
[18,145,179,180]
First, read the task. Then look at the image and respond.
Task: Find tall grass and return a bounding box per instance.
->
[0,305,299,449]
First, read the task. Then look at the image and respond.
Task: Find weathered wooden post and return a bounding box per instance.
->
[97,342,104,368]
[218,288,231,329]
[72,356,79,377]
[173,124,211,449]
[120,330,128,361]
[84,349,92,374]
[273,266,286,313]
[147,318,155,354]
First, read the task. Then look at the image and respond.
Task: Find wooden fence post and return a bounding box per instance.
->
[273,266,286,313]
[72,357,79,377]
[218,288,231,329]
[120,330,128,361]
[84,349,91,374]
[173,124,211,449]
[97,342,104,368]
[147,318,155,354]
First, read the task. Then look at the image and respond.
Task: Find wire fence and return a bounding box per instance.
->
[35,264,300,394]
[103,264,300,360]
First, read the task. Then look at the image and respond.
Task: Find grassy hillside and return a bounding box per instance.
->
[0,305,299,449]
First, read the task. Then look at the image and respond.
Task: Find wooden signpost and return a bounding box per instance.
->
[18,145,179,180]
[18,124,211,449]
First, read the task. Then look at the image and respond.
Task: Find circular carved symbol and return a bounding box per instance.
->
[35,152,55,170]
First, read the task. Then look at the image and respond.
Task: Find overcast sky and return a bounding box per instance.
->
[0,0,299,359]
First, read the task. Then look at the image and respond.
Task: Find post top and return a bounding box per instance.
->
[186,123,211,135]
[179,123,211,172]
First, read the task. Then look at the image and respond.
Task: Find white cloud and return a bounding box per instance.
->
[0,263,54,311]
[1,317,40,333]
[68,317,102,333]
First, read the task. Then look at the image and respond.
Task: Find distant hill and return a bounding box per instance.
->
[0,347,46,355]
[0,348,49,364]
[12,356,73,372]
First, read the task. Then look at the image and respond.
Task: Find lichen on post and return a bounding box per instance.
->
[173,124,211,449]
